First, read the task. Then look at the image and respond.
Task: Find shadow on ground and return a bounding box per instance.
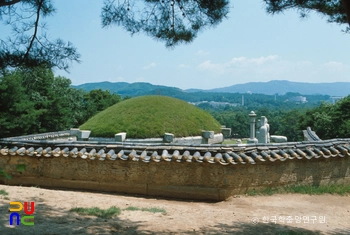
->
[0,196,349,235]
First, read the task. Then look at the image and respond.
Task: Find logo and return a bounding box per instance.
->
[9,201,35,226]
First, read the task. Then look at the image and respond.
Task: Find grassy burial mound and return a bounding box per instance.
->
[80,95,222,138]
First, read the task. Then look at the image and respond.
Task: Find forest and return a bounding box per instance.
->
[0,67,123,138]
[1,67,349,142]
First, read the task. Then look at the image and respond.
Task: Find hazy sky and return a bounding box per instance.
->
[46,1,350,90]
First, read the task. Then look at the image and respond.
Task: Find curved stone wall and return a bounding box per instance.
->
[1,138,350,201]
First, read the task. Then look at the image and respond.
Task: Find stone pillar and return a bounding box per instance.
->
[247,111,258,144]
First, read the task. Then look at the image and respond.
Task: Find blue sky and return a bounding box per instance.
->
[46,1,350,90]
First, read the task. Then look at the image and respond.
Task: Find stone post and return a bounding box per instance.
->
[247,111,258,144]
[115,132,127,142]
[202,131,214,144]
[77,130,91,141]
[221,127,231,139]
[163,133,174,143]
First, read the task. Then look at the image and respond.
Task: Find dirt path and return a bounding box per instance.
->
[1,185,350,234]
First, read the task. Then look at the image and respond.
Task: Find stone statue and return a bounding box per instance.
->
[257,116,270,144]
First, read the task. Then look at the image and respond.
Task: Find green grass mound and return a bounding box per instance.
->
[79,95,222,138]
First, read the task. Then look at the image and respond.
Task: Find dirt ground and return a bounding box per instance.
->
[0,185,350,235]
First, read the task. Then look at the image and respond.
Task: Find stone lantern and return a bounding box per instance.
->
[247,111,258,144]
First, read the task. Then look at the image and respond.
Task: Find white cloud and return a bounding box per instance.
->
[324,61,343,66]
[296,61,313,67]
[324,61,345,71]
[249,55,279,65]
[114,65,124,71]
[134,77,145,82]
[114,76,126,82]
[142,62,157,70]
[196,50,210,56]
[197,55,280,75]
[194,55,350,85]
[178,64,190,68]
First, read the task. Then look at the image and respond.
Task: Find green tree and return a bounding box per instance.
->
[329,95,350,137]
[0,67,89,136]
[298,103,330,139]
[79,89,123,125]
[45,76,85,131]
[298,97,350,139]
[0,71,39,137]
[212,109,249,138]
[0,66,126,137]
[21,66,89,133]
[21,66,56,133]
[277,109,304,141]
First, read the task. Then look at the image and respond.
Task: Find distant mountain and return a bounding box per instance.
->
[185,88,203,93]
[74,81,130,92]
[74,81,184,97]
[73,80,350,97]
[201,80,350,96]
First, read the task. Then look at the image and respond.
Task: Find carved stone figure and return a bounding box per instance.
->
[257,116,270,144]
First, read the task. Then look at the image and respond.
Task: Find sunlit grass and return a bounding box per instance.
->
[124,206,167,214]
[278,231,318,235]
[69,206,121,219]
[247,184,350,196]
[123,206,140,211]
[0,189,8,196]
[283,184,350,195]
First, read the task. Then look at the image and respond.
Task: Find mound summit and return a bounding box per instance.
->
[80,95,222,138]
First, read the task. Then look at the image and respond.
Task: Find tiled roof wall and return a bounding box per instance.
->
[1,130,76,141]
[303,127,322,141]
[1,137,350,201]
[1,138,350,164]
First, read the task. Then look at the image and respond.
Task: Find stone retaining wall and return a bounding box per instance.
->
[1,153,349,201]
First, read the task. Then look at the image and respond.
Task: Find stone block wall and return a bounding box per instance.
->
[1,154,349,201]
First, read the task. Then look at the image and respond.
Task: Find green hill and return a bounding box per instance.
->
[73,80,350,97]
[79,95,222,138]
[73,81,184,97]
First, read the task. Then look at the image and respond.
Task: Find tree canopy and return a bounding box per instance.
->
[1,0,349,71]
[101,0,230,47]
[264,0,350,27]
[0,0,80,73]
[0,66,123,138]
